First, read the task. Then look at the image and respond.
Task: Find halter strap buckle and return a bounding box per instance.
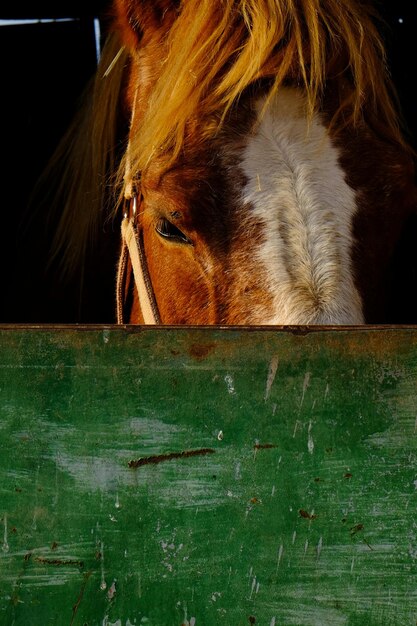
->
[123,191,138,220]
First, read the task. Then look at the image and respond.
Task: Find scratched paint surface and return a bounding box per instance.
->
[1,327,417,625]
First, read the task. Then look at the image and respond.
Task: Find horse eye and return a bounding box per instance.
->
[156,218,192,245]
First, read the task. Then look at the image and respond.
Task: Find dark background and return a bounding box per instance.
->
[0,1,416,324]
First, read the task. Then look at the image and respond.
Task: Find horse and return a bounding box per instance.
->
[51,0,417,325]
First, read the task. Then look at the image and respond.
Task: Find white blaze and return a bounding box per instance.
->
[240,88,364,325]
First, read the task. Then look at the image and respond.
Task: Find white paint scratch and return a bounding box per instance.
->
[217,430,224,441]
[270,619,276,626]
[308,420,314,454]
[224,374,236,395]
[317,537,323,560]
[324,383,330,399]
[304,539,309,555]
[292,531,297,545]
[350,556,355,573]
[249,576,257,600]
[100,542,107,590]
[2,514,9,553]
[271,485,276,496]
[32,466,40,530]
[301,372,311,407]
[293,420,301,438]
[276,544,284,571]
[265,356,279,400]
[102,618,121,626]
[53,464,59,508]
[115,493,121,509]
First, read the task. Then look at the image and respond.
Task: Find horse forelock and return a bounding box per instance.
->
[118,0,405,192]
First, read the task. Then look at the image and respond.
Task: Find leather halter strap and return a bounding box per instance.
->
[116,193,161,324]
[116,85,161,324]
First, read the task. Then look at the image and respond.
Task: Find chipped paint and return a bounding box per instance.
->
[224,374,236,395]
[102,618,122,626]
[265,356,279,400]
[2,327,417,624]
[100,542,106,591]
[249,576,258,600]
[107,580,117,600]
[2,514,9,553]
[308,420,314,454]
[293,420,301,437]
[316,537,323,560]
[300,372,311,407]
[276,544,284,571]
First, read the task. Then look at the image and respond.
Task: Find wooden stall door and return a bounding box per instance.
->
[1,326,417,625]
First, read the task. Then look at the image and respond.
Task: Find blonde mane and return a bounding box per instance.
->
[124,0,405,183]
[47,32,129,274]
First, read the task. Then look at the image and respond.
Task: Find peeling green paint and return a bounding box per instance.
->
[0,326,417,625]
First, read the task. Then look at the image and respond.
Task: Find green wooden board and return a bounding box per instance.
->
[1,326,417,626]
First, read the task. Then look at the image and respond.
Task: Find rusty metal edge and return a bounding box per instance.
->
[0,324,417,334]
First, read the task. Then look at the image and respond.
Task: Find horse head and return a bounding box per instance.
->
[54,0,417,325]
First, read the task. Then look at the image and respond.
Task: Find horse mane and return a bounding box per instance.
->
[46,31,129,275]
[51,0,408,275]
[123,0,407,183]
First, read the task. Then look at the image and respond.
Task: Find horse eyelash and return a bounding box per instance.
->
[156,218,193,245]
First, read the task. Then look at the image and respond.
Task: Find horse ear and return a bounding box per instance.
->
[114,0,180,49]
